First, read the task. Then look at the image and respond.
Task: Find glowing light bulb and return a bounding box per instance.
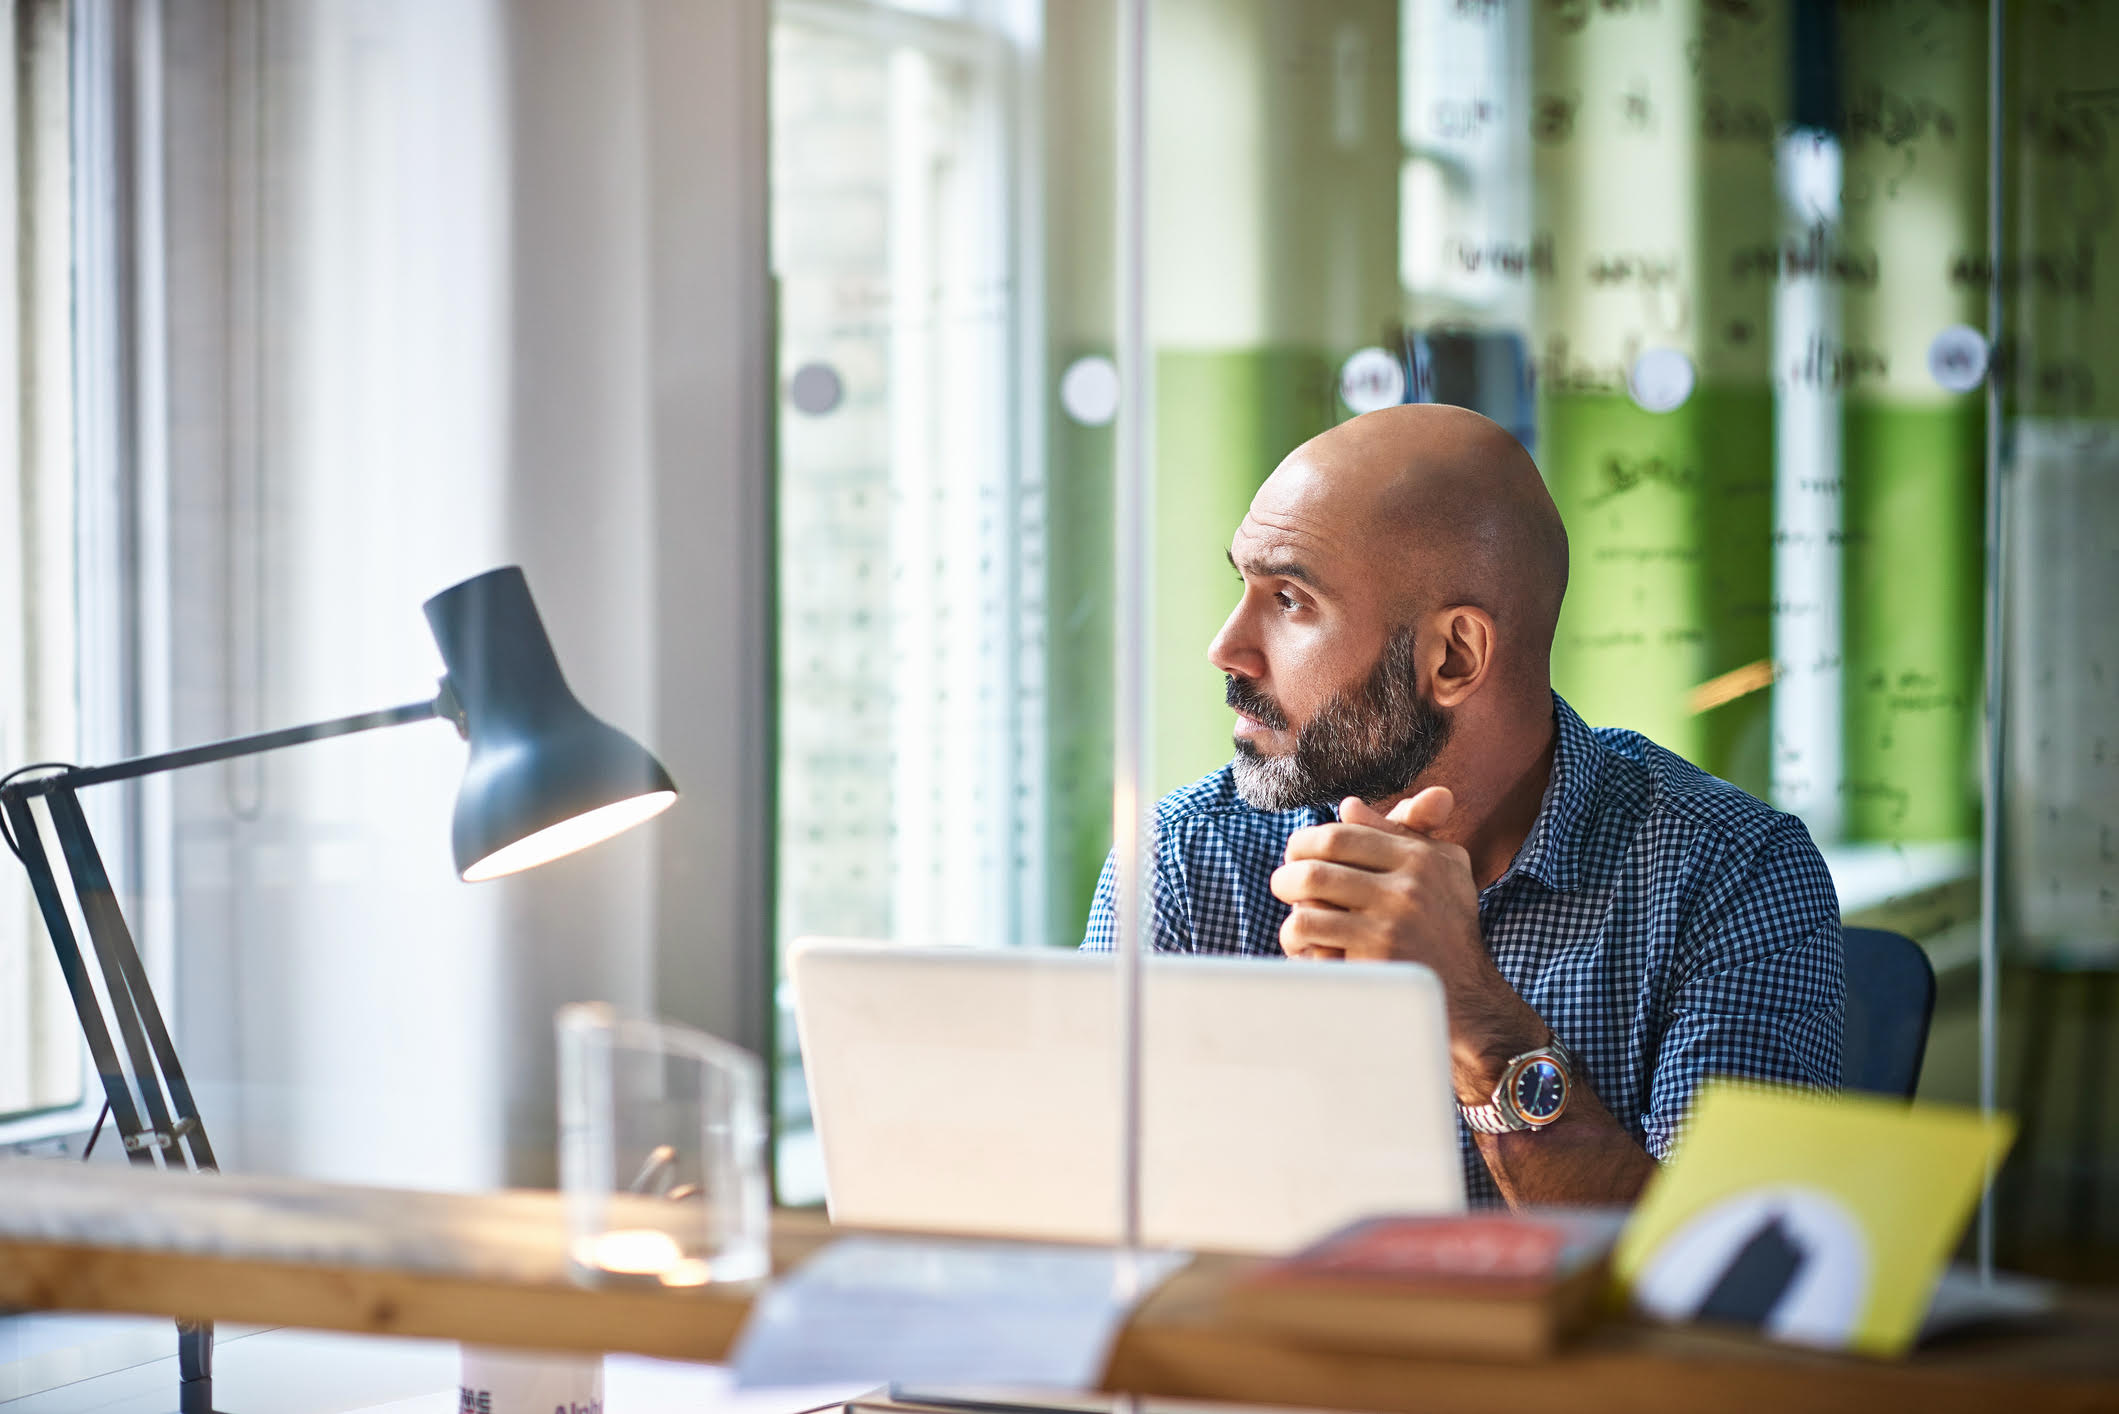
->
[463,791,677,882]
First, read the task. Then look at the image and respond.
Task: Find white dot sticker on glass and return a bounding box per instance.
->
[1927,324,1989,394]
[788,362,844,416]
[1629,348,1696,414]
[1338,346,1407,415]
[1059,356,1121,426]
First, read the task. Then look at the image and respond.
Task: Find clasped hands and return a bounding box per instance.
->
[1270,787,1546,1102]
[1271,787,1477,965]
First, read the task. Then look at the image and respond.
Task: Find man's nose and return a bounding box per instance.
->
[1208,600,1263,680]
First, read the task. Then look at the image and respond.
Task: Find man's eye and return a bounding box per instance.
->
[1274,590,1300,611]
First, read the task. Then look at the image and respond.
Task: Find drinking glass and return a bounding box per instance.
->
[557,1002,770,1286]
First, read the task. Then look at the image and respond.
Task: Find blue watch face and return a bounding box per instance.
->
[1512,1058,1567,1121]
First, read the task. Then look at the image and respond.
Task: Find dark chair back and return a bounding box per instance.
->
[1841,925,1937,1098]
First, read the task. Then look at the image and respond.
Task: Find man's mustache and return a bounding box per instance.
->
[1224,675,1289,731]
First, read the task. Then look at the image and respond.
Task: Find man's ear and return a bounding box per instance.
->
[1428,605,1496,708]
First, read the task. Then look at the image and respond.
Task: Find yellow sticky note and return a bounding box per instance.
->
[1613,1082,2015,1358]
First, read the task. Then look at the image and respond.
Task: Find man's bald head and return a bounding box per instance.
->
[1213,403,1569,810]
[1254,403,1567,687]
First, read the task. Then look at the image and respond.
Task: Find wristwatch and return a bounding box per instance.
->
[1459,1034,1575,1134]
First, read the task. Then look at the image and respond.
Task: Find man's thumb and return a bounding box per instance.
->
[1386,785,1454,835]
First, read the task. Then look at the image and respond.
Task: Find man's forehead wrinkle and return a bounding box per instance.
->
[1232,510,1342,581]
[1243,505,1335,545]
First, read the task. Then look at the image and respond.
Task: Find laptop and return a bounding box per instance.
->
[788,939,1466,1254]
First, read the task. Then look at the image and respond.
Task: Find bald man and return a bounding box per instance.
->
[1082,404,1843,1210]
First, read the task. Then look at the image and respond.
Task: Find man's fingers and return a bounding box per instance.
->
[1388,785,1454,836]
[1339,796,1394,830]
[1279,904,1362,958]
[1284,818,1462,875]
[1338,788,1455,840]
[1277,906,1347,960]
[1283,820,1415,871]
[1271,857,1391,911]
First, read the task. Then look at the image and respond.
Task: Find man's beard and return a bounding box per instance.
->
[1226,627,1454,813]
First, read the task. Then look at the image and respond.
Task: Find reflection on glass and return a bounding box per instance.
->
[769,3,1034,1203]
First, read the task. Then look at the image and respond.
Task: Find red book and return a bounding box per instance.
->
[1223,1211,1623,1360]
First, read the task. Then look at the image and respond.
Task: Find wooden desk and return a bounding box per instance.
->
[1108,1254,2119,1414]
[0,1158,799,1362]
[1,1158,2114,1414]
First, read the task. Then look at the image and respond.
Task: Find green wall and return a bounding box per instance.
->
[1544,388,1775,795]
[1841,401,1985,840]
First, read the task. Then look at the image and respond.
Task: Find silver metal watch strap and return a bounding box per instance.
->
[1459,1098,1521,1134]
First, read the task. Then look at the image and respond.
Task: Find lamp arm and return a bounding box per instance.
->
[4,694,446,797]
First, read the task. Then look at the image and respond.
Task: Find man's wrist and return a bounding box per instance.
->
[1454,1027,1551,1105]
[1458,1030,1575,1133]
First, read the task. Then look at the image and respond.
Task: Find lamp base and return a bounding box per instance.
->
[177,1320,229,1414]
[176,1380,226,1414]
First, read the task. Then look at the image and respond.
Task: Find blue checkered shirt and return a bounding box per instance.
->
[1081,693,1844,1206]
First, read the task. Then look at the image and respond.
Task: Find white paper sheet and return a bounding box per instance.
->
[730,1237,1188,1391]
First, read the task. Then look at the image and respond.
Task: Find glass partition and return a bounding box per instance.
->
[1104,0,2103,1266]
[756,0,2113,1265]
[769,0,1044,1202]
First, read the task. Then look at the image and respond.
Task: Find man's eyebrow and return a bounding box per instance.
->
[1227,547,1322,588]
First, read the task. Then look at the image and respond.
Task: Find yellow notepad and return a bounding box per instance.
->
[1613,1082,2015,1358]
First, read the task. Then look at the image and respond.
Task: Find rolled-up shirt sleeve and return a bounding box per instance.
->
[1640,822,1845,1159]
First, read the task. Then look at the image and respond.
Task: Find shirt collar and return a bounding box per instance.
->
[1488,693,1601,896]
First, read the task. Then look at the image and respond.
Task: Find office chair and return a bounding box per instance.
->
[1840,925,1937,1099]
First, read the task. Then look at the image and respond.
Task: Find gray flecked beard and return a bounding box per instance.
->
[1227,625,1454,813]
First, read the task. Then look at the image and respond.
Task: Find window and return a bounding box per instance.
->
[769,0,1039,1202]
[0,0,87,1137]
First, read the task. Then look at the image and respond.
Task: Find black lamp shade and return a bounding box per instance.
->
[424,567,677,881]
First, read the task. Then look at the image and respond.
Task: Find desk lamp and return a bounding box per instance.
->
[0,565,678,1414]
